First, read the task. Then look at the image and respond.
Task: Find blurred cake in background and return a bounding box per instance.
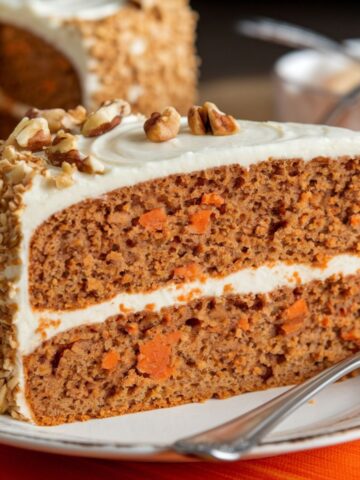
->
[0,0,198,137]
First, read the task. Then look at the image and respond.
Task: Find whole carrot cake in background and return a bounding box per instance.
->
[0,99,359,426]
[0,0,198,137]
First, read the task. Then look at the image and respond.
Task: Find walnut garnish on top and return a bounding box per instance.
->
[188,102,239,136]
[144,106,181,142]
[27,105,87,134]
[6,117,51,152]
[82,99,131,137]
[45,131,104,175]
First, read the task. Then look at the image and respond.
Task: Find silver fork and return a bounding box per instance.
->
[174,351,360,461]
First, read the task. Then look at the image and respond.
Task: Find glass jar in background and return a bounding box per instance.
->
[273,41,360,129]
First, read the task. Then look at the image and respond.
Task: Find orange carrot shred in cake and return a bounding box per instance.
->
[137,332,181,381]
[173,262,203,281]
[201,192,225,207]
[139,208,167,231]
[145,303,156,312]
[188,210,212,234]
[284,299,309,322]
[101,351,120,370]
[350,214,360,227]
[237,317,250,331]
[341,329,360,342]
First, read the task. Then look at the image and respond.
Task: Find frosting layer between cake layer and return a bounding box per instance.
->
[18,255,360,356]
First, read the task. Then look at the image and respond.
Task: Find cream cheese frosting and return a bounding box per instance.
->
[6,115,360,420]
[0,0,124,20]
[17,255,360,357]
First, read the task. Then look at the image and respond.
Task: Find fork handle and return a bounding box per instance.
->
[174,351,360,461]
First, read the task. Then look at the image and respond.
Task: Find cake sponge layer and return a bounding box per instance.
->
[24,272,360,425]
[29,157,360,310]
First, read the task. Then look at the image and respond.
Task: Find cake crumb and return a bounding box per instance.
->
[36,318,61,340]
[119,304,133,314]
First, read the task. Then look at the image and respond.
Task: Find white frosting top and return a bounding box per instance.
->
[6,116,360,420]
[0,0,124,20]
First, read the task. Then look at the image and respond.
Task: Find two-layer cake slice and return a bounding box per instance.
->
[0,101,359,425]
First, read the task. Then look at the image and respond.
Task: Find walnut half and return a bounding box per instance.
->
[82,99,131,137]
[144,106,181,142]
[7,117,51,151]
[188,102,239,136]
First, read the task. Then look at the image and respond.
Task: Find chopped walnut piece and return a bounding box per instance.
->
[201,192,225,208]
[188,102,239,136]
[46,132,105,174]
[144,106,181,142]
[5,161,33,185]
[188,105,208,135]
[188,209,212,234]
[139,208,167,231]
[27,106,87,133]
[82,99,130,137]
[206,102,240,136]
[82,156,105,174]
[46,162,76,189]
[46,131,83,168]
[7,117,51,152]
[174,262,202,281]
[131,0,156,8]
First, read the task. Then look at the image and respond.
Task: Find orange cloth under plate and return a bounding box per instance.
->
[0,440,359,480]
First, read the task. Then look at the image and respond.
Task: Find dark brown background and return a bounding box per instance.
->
[191,0,360,80]
[191,1,360,120]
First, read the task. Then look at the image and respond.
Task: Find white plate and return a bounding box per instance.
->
[1,377,360,461]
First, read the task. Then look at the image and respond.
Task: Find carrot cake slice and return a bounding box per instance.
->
[0,100,359,425]
[0,0,198,137]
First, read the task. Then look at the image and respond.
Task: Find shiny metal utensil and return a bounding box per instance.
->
[174,351,360,461]
[237,17,360,65]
